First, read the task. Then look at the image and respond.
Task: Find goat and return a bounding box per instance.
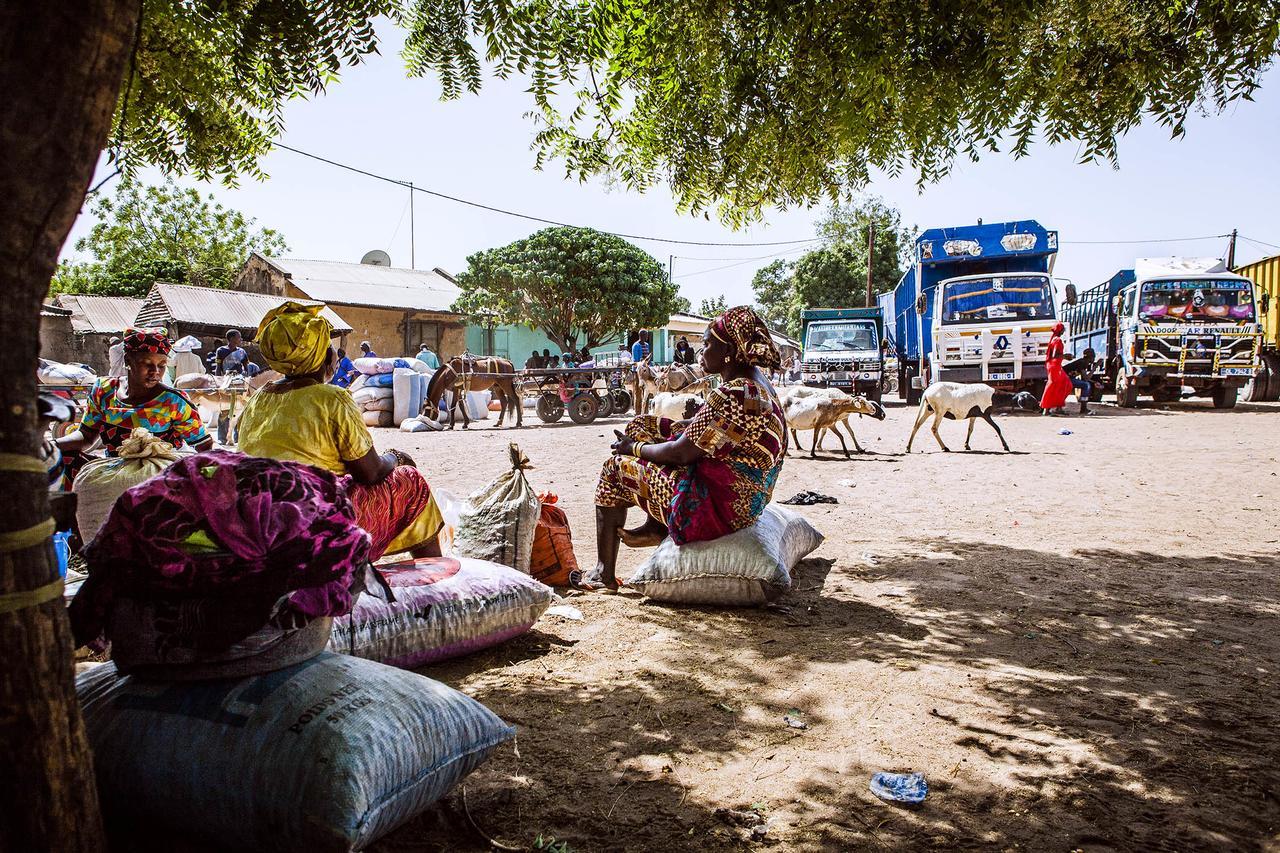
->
[906,382,1039,452]
[783,394,887,458]
[779,386,886,454]
[649,391,703,421]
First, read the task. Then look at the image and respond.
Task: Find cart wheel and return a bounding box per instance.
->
[536,394,565,423]
[595,391,615,419]
[568,393,599,424]
[610,389,633,414]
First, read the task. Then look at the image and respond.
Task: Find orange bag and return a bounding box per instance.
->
[530,493,578,586]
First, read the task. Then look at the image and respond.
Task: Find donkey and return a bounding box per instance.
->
[423,356,523,429]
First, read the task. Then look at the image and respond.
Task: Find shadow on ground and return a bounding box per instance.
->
[375,540,1280,852]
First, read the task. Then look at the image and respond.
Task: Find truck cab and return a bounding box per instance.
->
[799,307,884,402]
[887,220,1066,403]
[1068,258,1261,408]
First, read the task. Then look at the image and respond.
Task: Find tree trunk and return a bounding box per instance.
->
[0,2,141,850]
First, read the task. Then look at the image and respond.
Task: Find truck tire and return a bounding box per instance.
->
[1212,384,1239,409]
[1264,353,1280,402]
[1244,366,1269,402]
[1115,372,1139,408]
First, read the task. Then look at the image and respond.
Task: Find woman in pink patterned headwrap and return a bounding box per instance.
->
[577,306,787,590]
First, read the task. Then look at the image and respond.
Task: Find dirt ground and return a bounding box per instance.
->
[352,393,1280,853]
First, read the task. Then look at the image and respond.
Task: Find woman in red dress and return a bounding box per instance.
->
[1039,322,1072,414]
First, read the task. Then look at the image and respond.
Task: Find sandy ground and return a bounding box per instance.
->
[350,394,1280,852]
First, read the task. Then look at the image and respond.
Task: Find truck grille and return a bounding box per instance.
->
[804,359,854,372]
[1135,332,1259,376]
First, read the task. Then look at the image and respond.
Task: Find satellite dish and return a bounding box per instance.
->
[361,250,392,266]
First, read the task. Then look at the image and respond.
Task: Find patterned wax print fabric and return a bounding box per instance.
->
[80,377,208,455]
[237,382,443,560]
[70,451,370,651]
[596,378,786,545]
[710,306,782,369]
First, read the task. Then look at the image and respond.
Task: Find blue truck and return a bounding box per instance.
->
[881,220,1071,404]
[799,307,885,402]
[1062,257,1261,408]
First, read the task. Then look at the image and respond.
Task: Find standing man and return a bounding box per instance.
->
[107,336,125,377]
[673,336,696,365]
[330,348,357,388]
[631,330,651,363]
[525,350,543,370]
[216,329,249,376]
[416,342,441,370]
[360,341,377,359]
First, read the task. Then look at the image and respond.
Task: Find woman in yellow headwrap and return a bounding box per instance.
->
[236,302,443,559]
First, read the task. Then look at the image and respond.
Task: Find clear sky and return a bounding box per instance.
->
[64,23,1280,308]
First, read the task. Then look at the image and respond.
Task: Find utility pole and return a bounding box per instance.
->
[865,222,876,307]
[1227,228,1237,269]
[409,182,415,269]
[668,254,674,284]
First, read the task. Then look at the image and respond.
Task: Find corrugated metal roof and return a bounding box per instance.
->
[135,283,353,334]
[56,295,145,333]
[263,256,462,313]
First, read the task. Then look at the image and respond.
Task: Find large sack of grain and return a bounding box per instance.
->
[360,397,394,414]
[74,428,181,542]
[38,358,97,386]
[453,443,539,572]
[329,556,553,668]
[625,504,823,606]
[400,415,443,432]
[352,385,394,406]
[393,371,427,426]
[353,356,396,375]
[362,409,393,428]
[77,652,514,852]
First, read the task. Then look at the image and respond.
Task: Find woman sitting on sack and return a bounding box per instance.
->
[56,328,213,475]
[577,306,787,590]
[235,302,444,560]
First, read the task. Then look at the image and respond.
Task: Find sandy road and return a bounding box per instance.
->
[370,395,1280,852]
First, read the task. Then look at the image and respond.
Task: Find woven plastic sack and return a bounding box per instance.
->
[362,410,393,428]
[360,397,394,414]
[77,653,514,852]
[529,493,579,586]
[352,385,394,405]
[453,443,539,572]
[625,504,823,606]
[329,556,553,668]
[353,356,397,375]
[38,358,96,386]
[74,428,181,543]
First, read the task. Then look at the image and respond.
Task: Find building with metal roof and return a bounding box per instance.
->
[55,295,145,334]
[234,253,466,359]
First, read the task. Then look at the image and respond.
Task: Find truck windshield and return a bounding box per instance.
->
[805,322,877,352]
[1138,280,1255,323]
[941,275,1054,324]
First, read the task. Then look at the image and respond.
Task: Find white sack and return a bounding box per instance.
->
[453,443,539,572]
[74,428,182,543]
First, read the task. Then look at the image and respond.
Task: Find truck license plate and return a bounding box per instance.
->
[988,371,1015,381]
[1221,367,1253,376]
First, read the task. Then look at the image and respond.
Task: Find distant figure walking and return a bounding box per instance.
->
[1039,322,1072,415]
[416,342,441,370]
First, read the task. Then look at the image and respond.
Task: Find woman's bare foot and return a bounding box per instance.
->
[570,564,620,592]
[620,516,668,548]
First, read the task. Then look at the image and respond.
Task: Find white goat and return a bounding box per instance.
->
[649,391,703,421]
[783,393,887,458]
[906,382,1039,452]
[779,386,886,455]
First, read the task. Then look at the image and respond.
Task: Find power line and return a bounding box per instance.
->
[274,143,817,248]
[1061,234,1230,245]
[1240,234,1280,251]
[675,243,816,279]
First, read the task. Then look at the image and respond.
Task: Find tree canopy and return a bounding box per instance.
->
[52,178,287,297]
[752,198,914,336]
[401,0,1280,223]
[699,296,729,318]
[453,226,680,352]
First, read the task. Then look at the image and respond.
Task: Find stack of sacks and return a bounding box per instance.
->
[329,556,554,668]
[38,358,97,386]
[70,450,370,678]
[353,384,395,427]
[72,450,516,850]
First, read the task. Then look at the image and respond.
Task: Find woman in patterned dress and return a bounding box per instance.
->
[56,329,212,470]
[578,306,787,590]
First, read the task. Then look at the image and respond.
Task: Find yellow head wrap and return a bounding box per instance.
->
[256,301,333,376]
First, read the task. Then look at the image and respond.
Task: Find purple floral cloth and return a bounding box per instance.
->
[71,450,370,651]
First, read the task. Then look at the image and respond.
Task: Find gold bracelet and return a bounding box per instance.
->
[631,441,647,458]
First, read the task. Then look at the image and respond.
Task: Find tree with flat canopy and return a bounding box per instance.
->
[454,226,679,354]
[3,1,1278,848]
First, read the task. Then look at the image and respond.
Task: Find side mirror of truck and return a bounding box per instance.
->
[1064,283,1078,306]
[915,294,927,316]
[1262,293,1271,315]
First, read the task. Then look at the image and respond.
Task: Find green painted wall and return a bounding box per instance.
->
[464,322,697,364]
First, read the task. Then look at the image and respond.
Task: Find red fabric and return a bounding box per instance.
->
[342,465,438,560]
[1040,335,1072,410]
